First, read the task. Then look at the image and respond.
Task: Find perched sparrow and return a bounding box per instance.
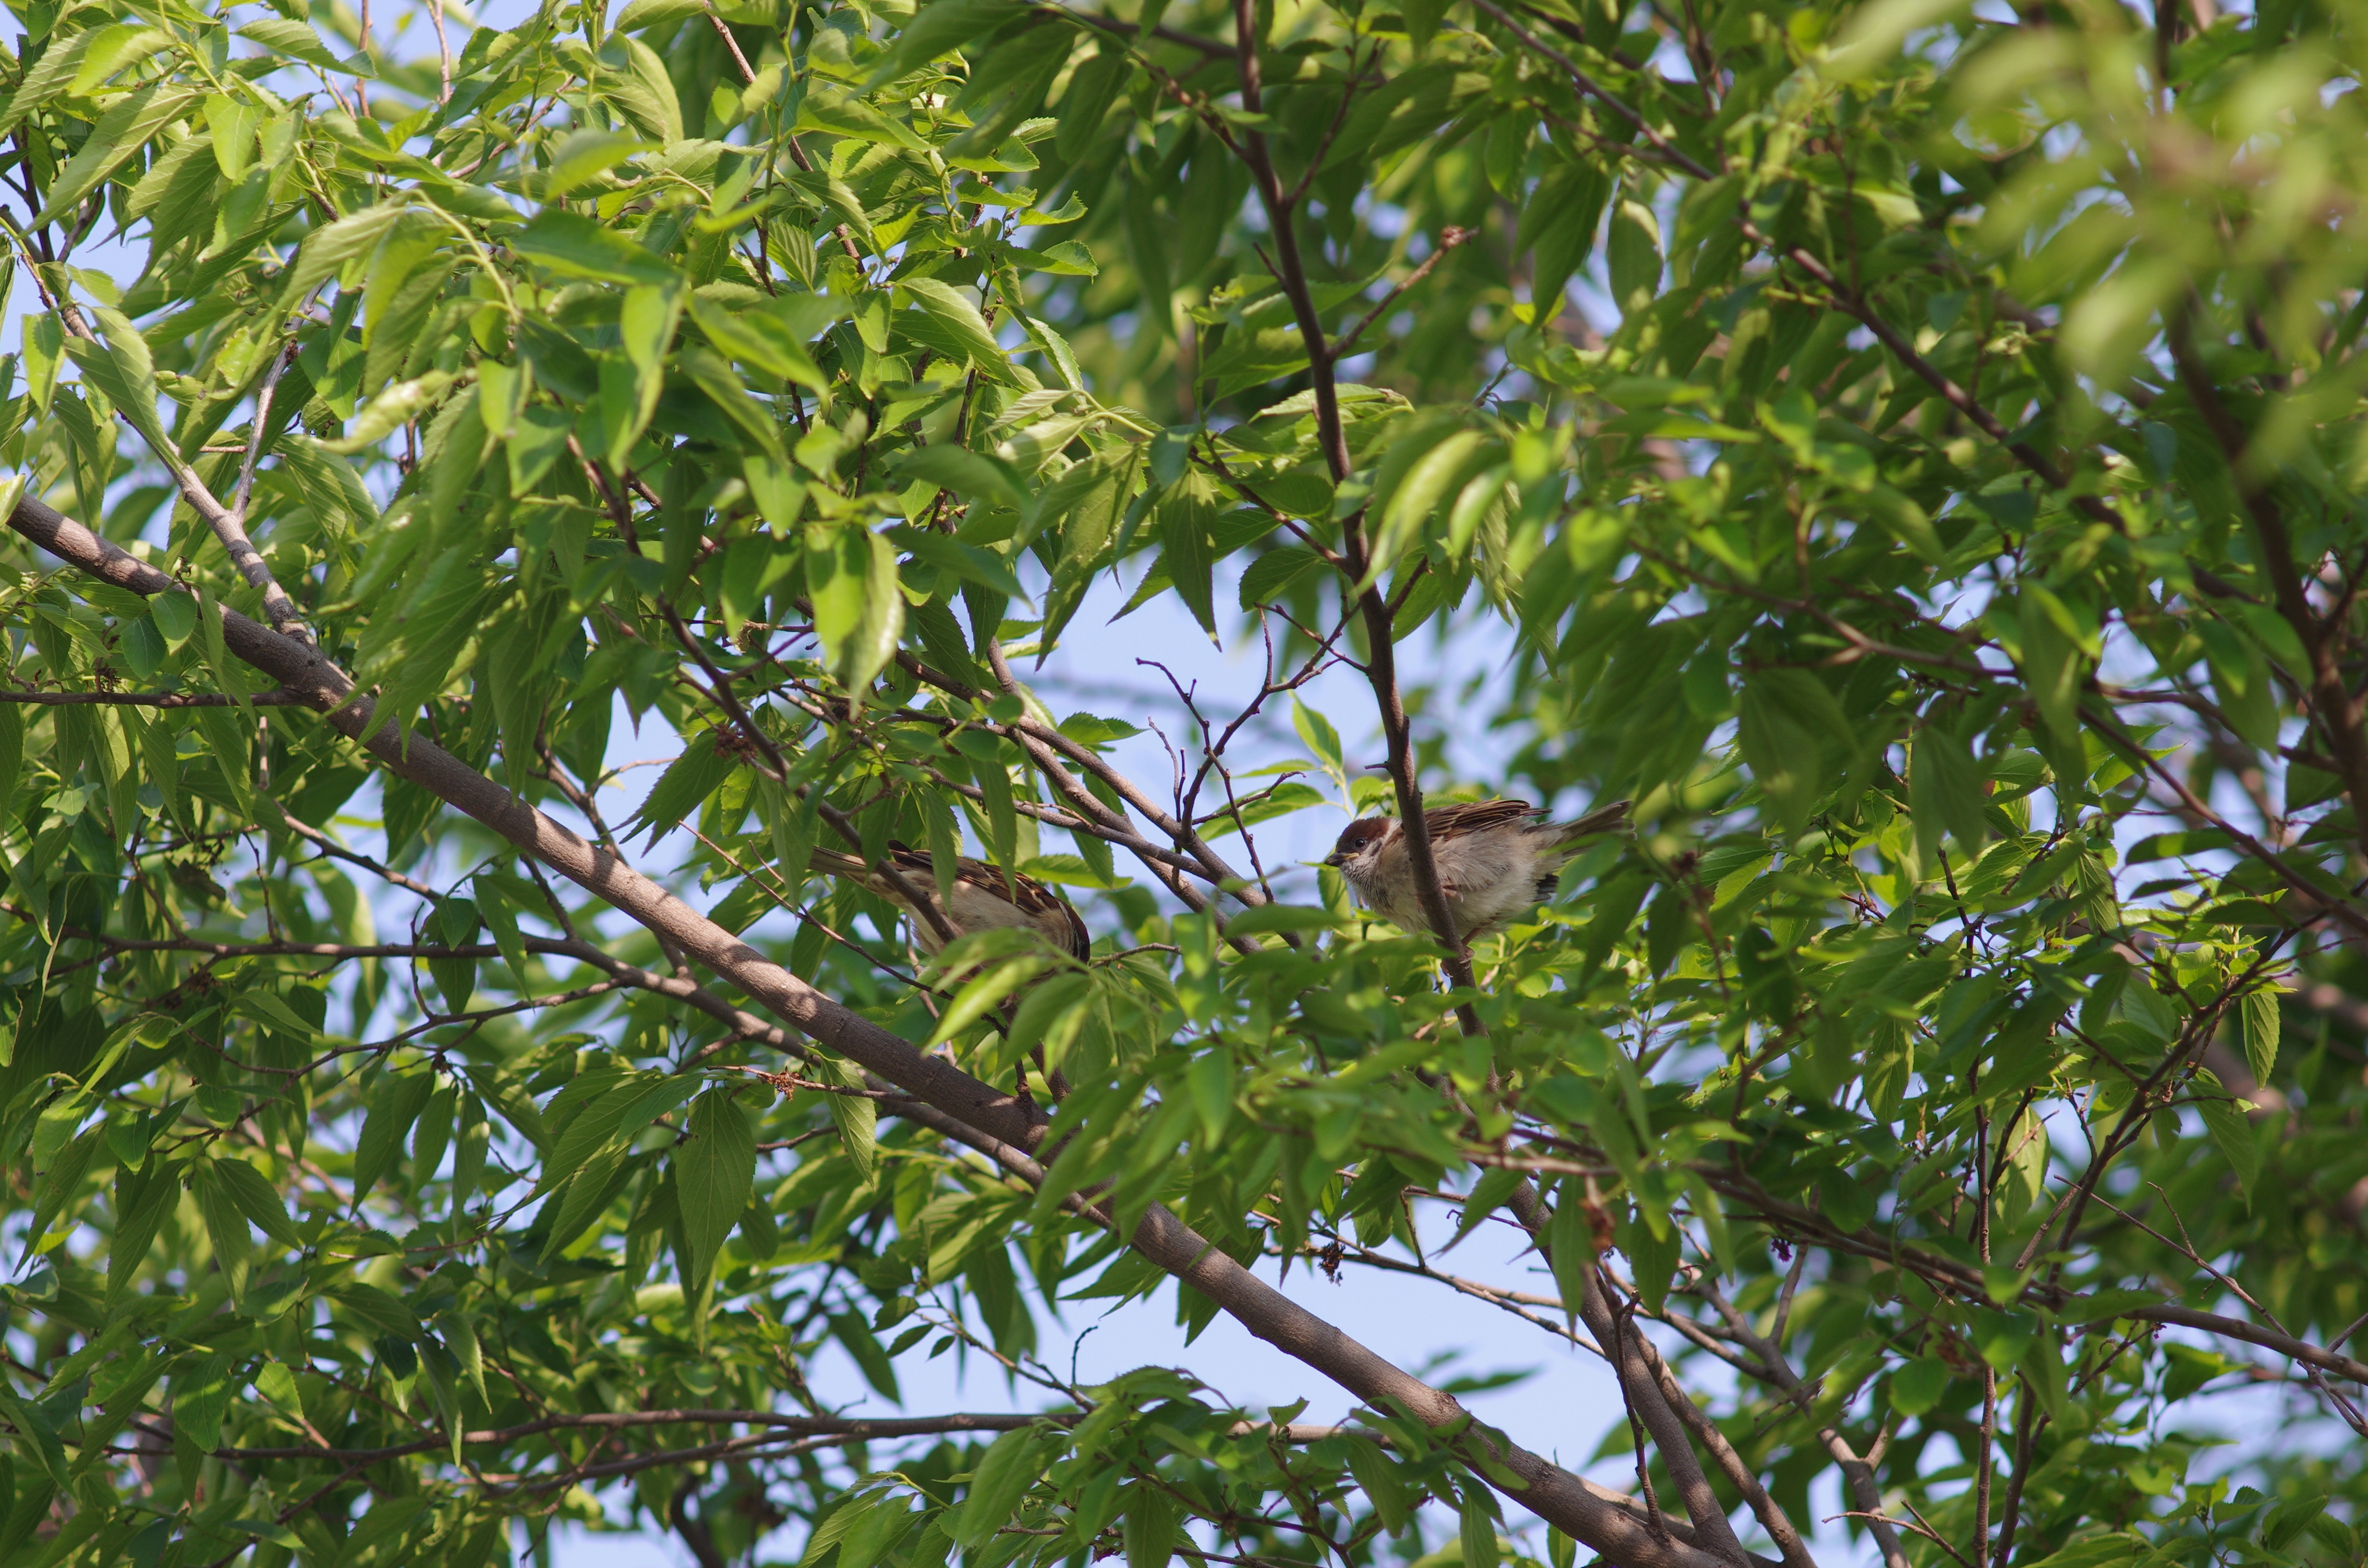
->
[808,842,1089,961]
[1323,798,1630,940]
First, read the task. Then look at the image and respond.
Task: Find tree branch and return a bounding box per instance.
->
[2,488,1736,1568]
[1694,1277,1910,1568]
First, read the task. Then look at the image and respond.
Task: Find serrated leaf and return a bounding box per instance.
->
[689,294,827,392]
[678,1088,757,1288]
[2195,1080,2259,1204]
[238,17,359,73]
[210,1157,303,1248]
[900,277,1012,380]
[2240,985,2281,1084]
[953,1426,1051,1547]
[894,445,1027,511]
[324,371,454,453]
[1157,472,1220,636]
[354,1070,436,1201]
[514,211,682,286]
[34,86,204,227]
[1239,545,1326,608]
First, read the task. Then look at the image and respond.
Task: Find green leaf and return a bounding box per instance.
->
[331,1281,422,1340]
[603,35,685,144]
[0,1379,68,1490]
[927,953,1055,1047]
[632,732,740,846]
[1157,472,1220,636]
[689,294,828,392]
[1738,669,1850,833]
[1198,781,1327,840]
[899,277,1013,381]
[2195,1078,2260,1204]
[861,0,1025,89]
[1889,1357,1949,1415]
[615,0,705,30]
[1546,1188,1594,1319]
[804,1054,878,1179]
[1910,720,1988,866]
[798,86,928,150]
[237,17,359,72]
[513,211,682,286]
[324,371,454,453]
[68,309,173,459]
[1342,1435,1407,1531]
[354,1070,436,1202]
[678,1088,757,1288]
[1291,697,1344,776]
[892,527,1029,603]
[2240,984,2281,1084]
[169,1354,234,1454]
[281,204,409,310]
[1238,545,1327,608]
[1124,1482,1181,1568]
[538,1073,664,1193]
[1517,165,1610,312]
[210,1157,303,1248]
[894,446,1027,512]
[33,86,204,227]
[474,872,534,992]
[1367,427,1495,587]
[1448,1168,1524,1249]
[110,1161,180,1299]
[953,1426,1052,1547]
[0,30,101,137]
[1606,198,1662,313]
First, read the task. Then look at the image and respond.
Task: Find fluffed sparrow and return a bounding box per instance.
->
[1322,798,1630,940]
[808,842,1090,961]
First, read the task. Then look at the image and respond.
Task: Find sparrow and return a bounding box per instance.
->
[1322,798,1630,940]
[807,841,1090,961]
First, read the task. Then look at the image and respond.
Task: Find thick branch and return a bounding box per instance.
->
[46,310,312,641]
[0,687,307,706]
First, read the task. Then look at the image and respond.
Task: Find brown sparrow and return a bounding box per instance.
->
[1322,798,1630,940]
[807,842,1090,961]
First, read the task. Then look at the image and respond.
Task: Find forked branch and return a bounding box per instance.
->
[2,490,1745,1568]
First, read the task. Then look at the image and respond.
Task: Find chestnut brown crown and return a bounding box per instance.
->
[1322,817,1394,866]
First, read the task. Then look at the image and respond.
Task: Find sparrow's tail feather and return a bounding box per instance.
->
[806,846,931,902]
[1544,798,1631,843]
[804,846,872,882]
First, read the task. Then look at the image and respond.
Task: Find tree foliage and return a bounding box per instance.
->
[0,0,2361,1563]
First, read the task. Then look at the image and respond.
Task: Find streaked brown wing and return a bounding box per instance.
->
[884,843,941,882]
[999,870,1090,960]
[1049,900,1091,961]
[1423,798,1539,839]
[886,843,1005,900]
[946,854,1093,962]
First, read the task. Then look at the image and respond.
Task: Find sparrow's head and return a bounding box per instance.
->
[1323,817,1394,881]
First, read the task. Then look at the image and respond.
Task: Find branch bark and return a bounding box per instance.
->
[1218,0,1483,1024]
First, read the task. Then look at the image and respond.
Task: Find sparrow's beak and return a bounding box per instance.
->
[1320,849,1347,868]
